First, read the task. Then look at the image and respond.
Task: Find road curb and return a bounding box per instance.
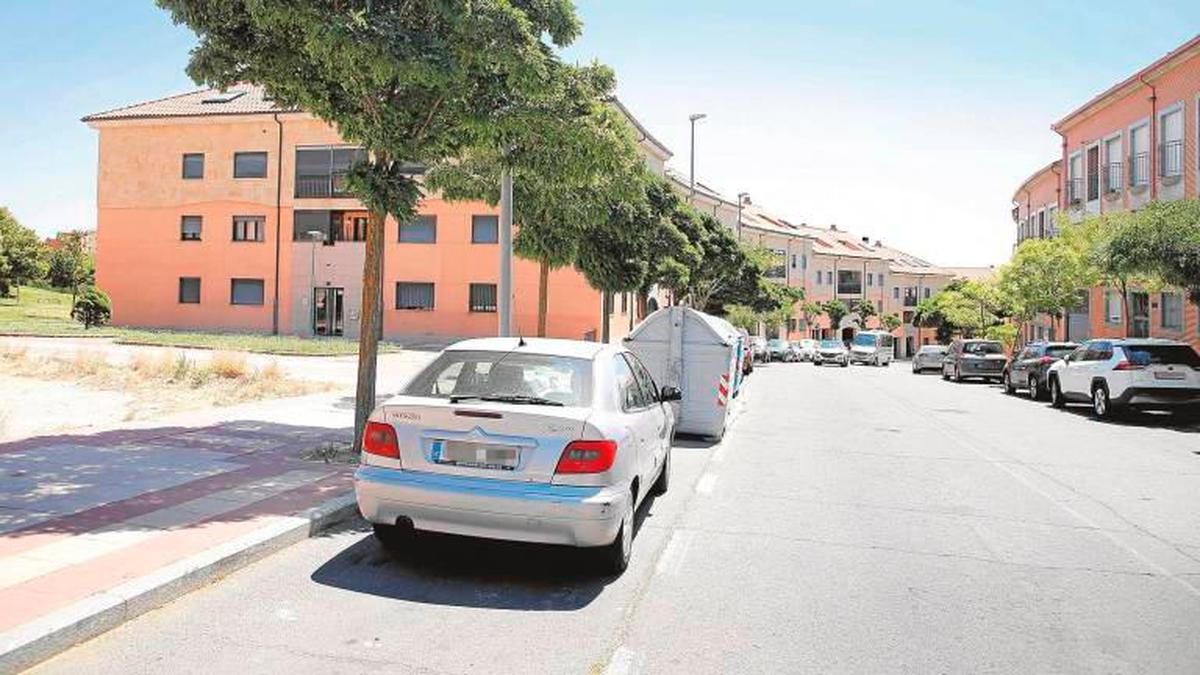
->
[0,493,358,674]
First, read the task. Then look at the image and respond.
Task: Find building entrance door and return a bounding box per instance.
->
[313,287,345,337]
[1129,292,1149,338]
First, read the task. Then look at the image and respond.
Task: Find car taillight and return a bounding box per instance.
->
[363,421,400,459]
[1113,360,1144,371]
[555,439,617,474]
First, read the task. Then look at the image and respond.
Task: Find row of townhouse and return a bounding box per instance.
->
[83,86,670,344]
[1012,33,1200,349]
[678,173,991,358]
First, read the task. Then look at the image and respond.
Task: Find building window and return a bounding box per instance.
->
[469,283,497,312]
[471,215,499,244]
[180,215,202,241]
[893,286,899,300]
[837,270,862,296]
[399,215,437,243]
[1161,292,1183,329]
[1068,152,1083,203]
[1086,145,1100,201]
[1130,123,1150,186]
[182,153,204,179]
[1046,206,1059,236]
[1103,135,1123,193]
[801,254,807,269]
[350,216,368,242]
[791,254,797,269]
[396,282,434,310]
[765,249,786,279]
[867,273,874,287]
[230,278,265,306]
[233,151,268,178]
[1104,290,1122,324]
[815,271,822,286]
[232,215,265,242]
[877,273,884,287]
[294,210,333,243]
[876,300,882,312]
[1159,107,1184,177]
[295,147,365,198]
[923,288,930,299]
[178,277,201,304]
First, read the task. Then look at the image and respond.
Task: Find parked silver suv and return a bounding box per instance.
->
[1047,339,1200,419]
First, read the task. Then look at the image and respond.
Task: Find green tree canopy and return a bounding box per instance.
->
[0,207,47,298]
[158,0,587,451]
[821,299,849,331]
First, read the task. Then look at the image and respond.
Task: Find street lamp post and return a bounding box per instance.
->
[688,113,707,198]
[306,229,324,335]
[736,191,749,241]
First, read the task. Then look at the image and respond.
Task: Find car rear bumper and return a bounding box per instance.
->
[961,364,1004,377]
[1113,387,1200,409]
[355,465,627,547]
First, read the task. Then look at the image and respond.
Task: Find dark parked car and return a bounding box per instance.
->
[1002,341,1078,399]
[941,339,1007,383]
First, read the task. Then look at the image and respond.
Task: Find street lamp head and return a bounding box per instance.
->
[689,113,707,123]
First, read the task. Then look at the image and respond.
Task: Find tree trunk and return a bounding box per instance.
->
[353,203,386,453]
[601,292,611,343]
[1119,279,1131,338]
[537,259,549,337]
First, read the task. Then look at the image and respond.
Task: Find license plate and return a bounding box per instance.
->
[1154,371,1186,381]
[431,440,519,470]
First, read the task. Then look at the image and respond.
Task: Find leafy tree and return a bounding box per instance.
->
[46,232,93,303]
[158,0,584,451]
[984,323,1018,353]
[913,296,951,344]
[1112,199,1200,301]
[0,207,48,299]
[72,286,111,329]
[638,178,702,307]
[799,301,824,334]
[821,299,849,334]
[722,304,759,333]
[996,236,1090,343]
[850,298,877,327]
[1060,212,1156,338]
[881,313,902,332]
[427,64,643,337]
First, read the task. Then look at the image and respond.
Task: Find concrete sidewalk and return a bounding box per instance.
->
[0,392,364,673]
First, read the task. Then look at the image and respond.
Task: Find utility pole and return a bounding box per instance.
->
[498,167,514,337]
[688,113,707,199]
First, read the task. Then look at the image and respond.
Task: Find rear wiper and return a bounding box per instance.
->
[479,394,564,407]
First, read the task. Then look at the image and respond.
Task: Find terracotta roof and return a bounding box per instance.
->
[611,98,672,159]
[82,84,290,122]
[1053,33,1200,130]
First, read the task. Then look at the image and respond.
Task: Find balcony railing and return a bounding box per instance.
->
[1129,152,1149,186]
[1160,140,1183,177]
[1067,176,1084,204]
[1103,162,1122,194]
[295,172,352,198]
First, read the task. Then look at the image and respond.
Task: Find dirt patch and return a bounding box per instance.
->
[0,346,335,435]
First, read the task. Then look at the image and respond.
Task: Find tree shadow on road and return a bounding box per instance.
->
[310,493,665,611]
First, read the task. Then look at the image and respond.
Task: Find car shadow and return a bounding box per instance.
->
[1054,405,1200,433]
[309,493,663,611]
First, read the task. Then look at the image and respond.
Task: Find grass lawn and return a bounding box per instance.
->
[0,286,400,356]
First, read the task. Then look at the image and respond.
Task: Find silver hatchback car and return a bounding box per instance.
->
[355,338,679,574]
[911,344,948,373]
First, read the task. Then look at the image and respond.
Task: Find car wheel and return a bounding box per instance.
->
[1091,382,1117,420]
[841,360,849,368]
[373,522,414,553]
[597,491,634,575]
[651,448,670,496]
[1002,370,1015,395]
[1028,375,1042,401]
[1049,377,1065,408]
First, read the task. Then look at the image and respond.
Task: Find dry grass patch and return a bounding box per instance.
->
[0,348,334,421]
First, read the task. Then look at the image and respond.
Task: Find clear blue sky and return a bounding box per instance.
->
[2,1,1197,266]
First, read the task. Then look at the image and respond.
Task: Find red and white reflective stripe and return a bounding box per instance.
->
[716,373,729,407]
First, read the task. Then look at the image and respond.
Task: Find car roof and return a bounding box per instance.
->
[1106,338,1190,346]
[1029,341,1078,347]
[444,337,610,360]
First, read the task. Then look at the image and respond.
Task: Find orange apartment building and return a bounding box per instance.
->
[1013,33,1200,349]
[82,85,669,344]
[677,172,990,358]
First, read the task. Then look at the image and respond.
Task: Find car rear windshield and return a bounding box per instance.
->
[1122,345,1200,368]
[819,340,841,349]
[920,346,946,354]
[963,341,1003,355]
[403,350,594,406]
[1044,346,1076,359]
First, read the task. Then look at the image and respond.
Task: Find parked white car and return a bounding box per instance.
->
[849,330,895,366]
[355,338,678,574]
[795,339,819,362]
[1046,338,1200,419]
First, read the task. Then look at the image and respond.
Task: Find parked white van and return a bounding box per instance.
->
[849,330,895,366]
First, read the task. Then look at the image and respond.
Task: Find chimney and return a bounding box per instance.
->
[861,236,869,245]
[829,224,838,231]
[874,239,883,247]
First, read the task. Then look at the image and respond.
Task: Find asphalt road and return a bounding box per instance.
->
[29,361,1200,674]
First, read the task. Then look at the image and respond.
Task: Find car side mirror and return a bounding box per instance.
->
[659,386,683,402]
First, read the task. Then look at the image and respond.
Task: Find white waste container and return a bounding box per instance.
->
[623,306,741,439]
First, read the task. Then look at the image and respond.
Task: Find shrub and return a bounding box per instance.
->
[71,286,111,329]
[206,352,249,379]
